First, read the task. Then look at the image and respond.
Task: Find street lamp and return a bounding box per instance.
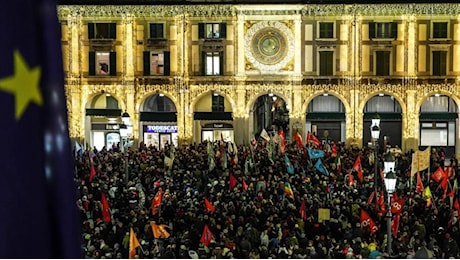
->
[384,170,397,256]
[370,115,381,194]
[120,111,132,186]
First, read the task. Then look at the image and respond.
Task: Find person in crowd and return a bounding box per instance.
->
[74,138,459,259]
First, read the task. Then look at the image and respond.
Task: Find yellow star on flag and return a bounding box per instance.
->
[0,50,42,120]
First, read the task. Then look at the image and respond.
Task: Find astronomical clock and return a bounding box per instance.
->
[245,21,294,73]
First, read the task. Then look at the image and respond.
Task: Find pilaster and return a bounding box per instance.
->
[347,89,362,148]
[233,82,249,144]
[405,90,419,152]
[66,84,83,141]
[123,13,135,79]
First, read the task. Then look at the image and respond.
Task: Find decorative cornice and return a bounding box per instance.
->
[58,4,460,20]
[300,4,348,17]
[57,5,237,18]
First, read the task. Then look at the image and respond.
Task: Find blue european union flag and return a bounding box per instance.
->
[0,0,81,258]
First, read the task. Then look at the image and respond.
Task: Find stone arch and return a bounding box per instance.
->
[415,90,460,113]
[246,90,291,116]
[301,90,351,115]
[357,89,406,116]
[138,92,178,112]
[84,90,123,110]
[190,89,236,113]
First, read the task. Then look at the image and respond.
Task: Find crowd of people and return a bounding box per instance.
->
[74,135,460,259]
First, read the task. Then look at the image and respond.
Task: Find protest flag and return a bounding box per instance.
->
[0,0,81,257]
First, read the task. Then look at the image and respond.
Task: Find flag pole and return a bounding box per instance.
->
[138,243,146,255]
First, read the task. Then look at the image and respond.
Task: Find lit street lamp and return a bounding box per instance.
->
[370,115,381,194]
[384,170,397,256]
[120,111,132,186]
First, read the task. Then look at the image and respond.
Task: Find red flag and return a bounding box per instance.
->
[101,192,111,222]
[89,164,96,182]
[278,128,286,154]
[416,172,424,193]
[440,178,449,191]
[348,173,355,186]
[306,131,320,147]
[331,142,337,157]
[360,209,378,234]
[242,178,248,191]
[353,156,363,182]
[391,193,405,214]
[299,199,307,220]
[151,188,163,215]
[200,224,213,247]
[367,191,375,204]
[294,130,303,149]
[391,213,401,238]
[204,197,215,213]
[229,174,237,190]
[431,167,447,182]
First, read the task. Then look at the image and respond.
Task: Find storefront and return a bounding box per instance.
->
[201,122,234,142]
[142,124,178,149]
[91,123,121,151]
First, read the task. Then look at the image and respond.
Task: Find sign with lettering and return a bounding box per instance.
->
[145,125,177,133]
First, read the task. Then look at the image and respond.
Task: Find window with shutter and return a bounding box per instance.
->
[432,22,448,39]
[150,23,164,38]
[432,51,447,76]
[319,51,334,76]
[369,22,397,39]
[375,51,390,76]
[88,23,116,39]
[319,22,334,39]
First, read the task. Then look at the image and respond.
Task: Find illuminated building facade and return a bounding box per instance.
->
[58,3,460,155]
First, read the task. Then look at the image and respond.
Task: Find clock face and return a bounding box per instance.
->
[245,21,294,72]
[252,28,287,65]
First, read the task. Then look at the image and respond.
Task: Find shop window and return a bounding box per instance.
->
[420,122,448,146]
